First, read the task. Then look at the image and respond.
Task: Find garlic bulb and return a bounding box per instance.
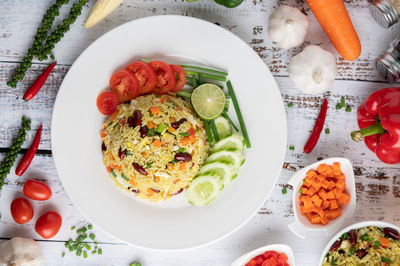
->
[289,45,337,94]
[268,5,309,49]
[0,237,43,266]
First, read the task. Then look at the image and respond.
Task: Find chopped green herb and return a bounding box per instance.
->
[111,169,117,177]
[147,128,155,137]
[345,106,352,112]
[83,251,88,258]
[88,224,92,230]
[98,249,102,255]
[107,121,113,127]
[180,132,190,137]
[121,173,129,181]
[94,241,99,245]
[148,111,153,117]
[170,101,178,107]
[178,148,186,153]
[76,250,82,256]
[373,240,381,247]
[360,233,370,241]
[210,119,220,142]
[302,179,306,184]
[331,257,337,265]
[335,103,342,110]
[281,188,287,195]
[299,189,302,194]
[130,263,142,266]
[156,124,167,135]
[62,251,65,257]
[92,250,97,254]
[348,246,356,255]
[83,243,91,250]
[287,102,294,108]
[68,246,73,252]
[381,257,391,263]
[146,162,153,168]
[171,159,178,165]
[340,97,345,108]
[325,128,330,134]
[89,233,96,240]
[155,95,161,98]
[126,150,131,155]
[77,227,87,234]
[71,226,76,231]
[289,145,295,150]
[340,232,349,240]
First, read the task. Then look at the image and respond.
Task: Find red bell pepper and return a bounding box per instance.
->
[351,87,400,164]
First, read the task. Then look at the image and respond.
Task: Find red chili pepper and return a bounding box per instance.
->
[23,62,57,101]
[15,125,42,176]
[304,98,328,154]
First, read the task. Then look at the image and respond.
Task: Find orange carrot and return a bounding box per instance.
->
[322,200,330,210]
[167,163,174,171]
[310,214,321,224]
[305,0,361,61]
[110,110,119,120]
[147,121,156,129]
[179,162,186,170]
[329,199,339,210]
[180,137,190,146]
[100,129,107,138]
[152,139,162,147]
[311,194,323,207]
[150,106,161,115]
[380,237,390,248]
[168,126,176,133]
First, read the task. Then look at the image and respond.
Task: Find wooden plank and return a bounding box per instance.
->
[1,0,399,82]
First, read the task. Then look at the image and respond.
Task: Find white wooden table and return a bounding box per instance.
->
[1,0,400,265]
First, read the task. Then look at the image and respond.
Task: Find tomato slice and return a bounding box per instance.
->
[126,61,157,94]
[170,65,186,92]
[110,70,140,102]
[97,91,118,115]
[148,61,175,94]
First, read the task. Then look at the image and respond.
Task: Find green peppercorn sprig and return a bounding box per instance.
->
[62,224,102,258]
[7,0,88,88]
[0,117,31,189]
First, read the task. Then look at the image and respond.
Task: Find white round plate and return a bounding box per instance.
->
[51,15,287,250]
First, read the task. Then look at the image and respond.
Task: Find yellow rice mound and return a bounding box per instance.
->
[100,94,209,202]
[323,226,400,265]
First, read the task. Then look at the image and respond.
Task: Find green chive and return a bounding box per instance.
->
[76,250,82,256]
[281,188,287,194]
[146,162,153,168]
[83,251,87,258]
[92,250,97,254]
[373,240,381,247]
[287,102,294,108]
[111,169,117,177]
[178,148,186,153]
[325,128,330,134]
[83,243,91,250]
[147,128,155,137]
[345,106,352,112]
[180,65,228,77]
[203,120,214,144]
[140,58,151,63]
[126,150,131,155]
[98,248,102,255]
[191,76,198,88]
[89,233,95,240]
[289,145,295,150]
[340,97,345,108]
[95,245,98,248]
[130,263,142,266]
[348,246,356,255]
[71,226,76,231]
[381,257,391,263]
[156,124,167,134]
[121,173,129,181]
[299,189,302,194]
[180,132,190,137]
[176,89,193,99]
[335,103,342,110]
[186,71,227,82]
[222,112,239,132]
[210,119,220,142]
[360,233,370,241]
[227,81,250,148]
[62,251,65,257]
[88,224,92,230]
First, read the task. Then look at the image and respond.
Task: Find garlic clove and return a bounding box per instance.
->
[288,45,337,94]
[268,5,310,49]
[0,237,43,266]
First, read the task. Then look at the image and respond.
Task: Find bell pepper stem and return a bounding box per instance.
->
[351,122,385,142]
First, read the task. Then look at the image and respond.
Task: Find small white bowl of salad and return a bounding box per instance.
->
[231,244,295,266]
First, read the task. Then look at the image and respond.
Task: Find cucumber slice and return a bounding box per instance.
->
[206,150,245,170]
[198,161,236,185]
[212,134,244,153]
[187,175,221,206]
[214,116,232,139]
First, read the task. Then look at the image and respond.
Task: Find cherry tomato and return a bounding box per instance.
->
[170,65,186,92]
[148,61,175,94]
[96,91,118,115]
[110,70,140,103]
[125,61,157,94]
[23,179,52,201]
[10,198,34,224]
[35,211,62,239]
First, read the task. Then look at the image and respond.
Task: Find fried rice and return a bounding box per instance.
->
[100,94,209,202]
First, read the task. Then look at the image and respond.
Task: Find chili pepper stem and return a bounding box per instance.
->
[351,123,386,142]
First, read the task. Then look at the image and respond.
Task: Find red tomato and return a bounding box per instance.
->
[170,65,186,92]
[10,198,34,224]
[110,70,140,102]
[126,61,157,94]
[96,91,118,115]
[23,179,52,201]
[246,251,288,266]
[148,61,175,94]
[35,211,62,239]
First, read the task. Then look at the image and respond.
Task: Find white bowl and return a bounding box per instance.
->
[318,221,400,265]
[287,157,356,238]
[231,244,295,266]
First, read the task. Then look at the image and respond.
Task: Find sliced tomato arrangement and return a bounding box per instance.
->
[170,64,186,92]
[97,60,187,115]
[245,251,289,266]
[110,70,140,103]
[126,61,157,94]
[148,61,176,95]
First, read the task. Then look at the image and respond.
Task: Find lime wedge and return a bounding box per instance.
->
[191,84,226,120]
[214,116,232,139]
[186,175,221,206]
